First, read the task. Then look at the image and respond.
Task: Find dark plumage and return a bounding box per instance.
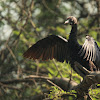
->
[24,35,69,62]
[23,16,99,76]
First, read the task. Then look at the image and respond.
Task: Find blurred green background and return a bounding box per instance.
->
[0,0,100,100]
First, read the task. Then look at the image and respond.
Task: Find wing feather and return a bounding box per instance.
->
[23,35,69,62]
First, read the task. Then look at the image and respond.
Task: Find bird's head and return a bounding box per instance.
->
[86,35,91,41]
[85,35,95,44]
[64,16,77,25]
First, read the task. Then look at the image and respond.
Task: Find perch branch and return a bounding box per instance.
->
[74,71,100,99]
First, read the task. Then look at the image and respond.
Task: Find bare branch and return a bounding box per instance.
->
[74,71,100,99]
[0,75,77,91]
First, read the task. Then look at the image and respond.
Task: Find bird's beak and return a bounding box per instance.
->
[64,20,69,24]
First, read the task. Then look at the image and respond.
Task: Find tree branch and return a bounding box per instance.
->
[0,72,100,99]
[0,75,77,91]
[74,71,100,99]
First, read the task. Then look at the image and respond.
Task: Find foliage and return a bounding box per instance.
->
[46,86,77,100]
[89,88,100,100]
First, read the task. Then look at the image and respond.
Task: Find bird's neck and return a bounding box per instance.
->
[69,24,77,42]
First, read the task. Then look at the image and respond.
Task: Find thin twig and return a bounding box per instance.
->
[47,79,63,91]
[53,59,63,78]
[42,0,57,14]
[0,82,20,91]
[6,44,21,78]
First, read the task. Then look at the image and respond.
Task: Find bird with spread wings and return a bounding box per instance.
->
[23,16,100,77]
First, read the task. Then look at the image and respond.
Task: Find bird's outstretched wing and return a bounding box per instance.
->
[23,35,70,62]
[79,36,100,69]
